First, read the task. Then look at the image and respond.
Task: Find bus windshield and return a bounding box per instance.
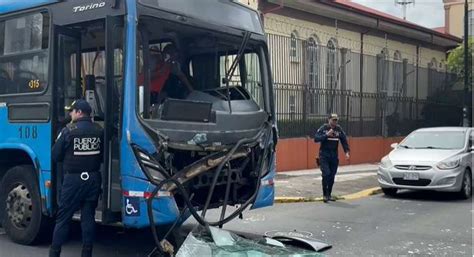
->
[136,17,267,123]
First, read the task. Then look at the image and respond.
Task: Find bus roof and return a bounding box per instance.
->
[138,0,264,35]
[0,0,264,35]
[0,0,59,15]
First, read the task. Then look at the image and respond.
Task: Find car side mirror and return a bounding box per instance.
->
[390,143,398,149]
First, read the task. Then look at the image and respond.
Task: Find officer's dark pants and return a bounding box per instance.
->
[320,155,339,197]
[51,172,101,250]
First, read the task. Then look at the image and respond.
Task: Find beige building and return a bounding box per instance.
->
[239,0,462,137]
[443,0,473,38]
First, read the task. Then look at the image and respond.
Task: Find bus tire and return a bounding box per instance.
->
[0,165,51,245]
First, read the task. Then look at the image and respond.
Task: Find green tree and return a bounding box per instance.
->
[446,38,473,89]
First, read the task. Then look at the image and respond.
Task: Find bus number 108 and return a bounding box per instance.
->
[18,126,38,139]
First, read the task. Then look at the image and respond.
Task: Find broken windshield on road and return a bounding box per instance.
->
[176,225,324,257]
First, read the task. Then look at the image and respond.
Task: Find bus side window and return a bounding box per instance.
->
[0,13,49,96]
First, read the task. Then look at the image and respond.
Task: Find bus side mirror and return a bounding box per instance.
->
[390,143,398,149]
[470,146,474,152]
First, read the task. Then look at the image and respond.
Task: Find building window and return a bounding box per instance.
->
[307,36,320,114]
[429,58,438,71]
[307,37,320,88]
[377,48,389,92]
[428,58,438,96]
[290,31,299,61]
[393,51,402,96]
[325,39,337,89]
[289,95,296,114]
[469,10,473,37]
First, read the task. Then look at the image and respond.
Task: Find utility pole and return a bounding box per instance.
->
[463,0,470,127]
[395,0,415,20]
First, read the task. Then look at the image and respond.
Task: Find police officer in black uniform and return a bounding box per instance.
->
[314,113,350,203]
[49,100,103,257]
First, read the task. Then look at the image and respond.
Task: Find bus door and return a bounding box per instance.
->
[52,25,81,212]
[53,16,123,224]
[102,16,123,223]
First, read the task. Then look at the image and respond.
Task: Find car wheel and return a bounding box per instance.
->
[459,169,472,200]
[382,188,397,197]
[0,165,52,245]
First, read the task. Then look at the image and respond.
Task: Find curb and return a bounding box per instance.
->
[274,187,382,203]
[278,168,378,177]
[276,170,378,179]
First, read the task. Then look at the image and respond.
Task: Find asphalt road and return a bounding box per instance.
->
[220,190,473,256]
[0,190,472,256]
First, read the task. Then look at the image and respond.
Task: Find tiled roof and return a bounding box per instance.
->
[330,0,460,41]
[433,26,446,34]
[334,0,416,25]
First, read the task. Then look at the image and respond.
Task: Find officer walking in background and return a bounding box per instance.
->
[314,113,350,203]
[49,100,103,257]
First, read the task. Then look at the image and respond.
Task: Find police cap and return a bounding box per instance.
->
[328,113,339,120]
[65,99,92,115]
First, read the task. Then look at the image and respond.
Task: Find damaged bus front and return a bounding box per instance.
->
[0,0,276,247]
[123,0,277,229]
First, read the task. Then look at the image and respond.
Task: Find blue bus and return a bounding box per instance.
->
[0,0,277,246]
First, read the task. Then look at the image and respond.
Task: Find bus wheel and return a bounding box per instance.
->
[0,165,51,245]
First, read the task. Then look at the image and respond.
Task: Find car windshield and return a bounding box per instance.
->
[400,131,466,149]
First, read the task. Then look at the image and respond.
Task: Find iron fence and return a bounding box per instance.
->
[275,87,463,138]
[267,33,464,138]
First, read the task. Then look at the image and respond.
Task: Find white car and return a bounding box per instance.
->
[378,127,473,198]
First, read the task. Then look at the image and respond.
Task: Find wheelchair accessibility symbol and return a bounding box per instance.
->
[124,197,140,216]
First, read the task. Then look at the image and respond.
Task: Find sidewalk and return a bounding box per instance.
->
[275,163,381,202]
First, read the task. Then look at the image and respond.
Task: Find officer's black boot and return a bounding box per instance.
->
[49,247,61,257]
[328,182,336,201]
[322,185,328,203]
[81,245,93,257]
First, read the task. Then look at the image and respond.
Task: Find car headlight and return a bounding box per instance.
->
[380,156,392,169]
[132,145,168,182]
[436,157,461,170]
